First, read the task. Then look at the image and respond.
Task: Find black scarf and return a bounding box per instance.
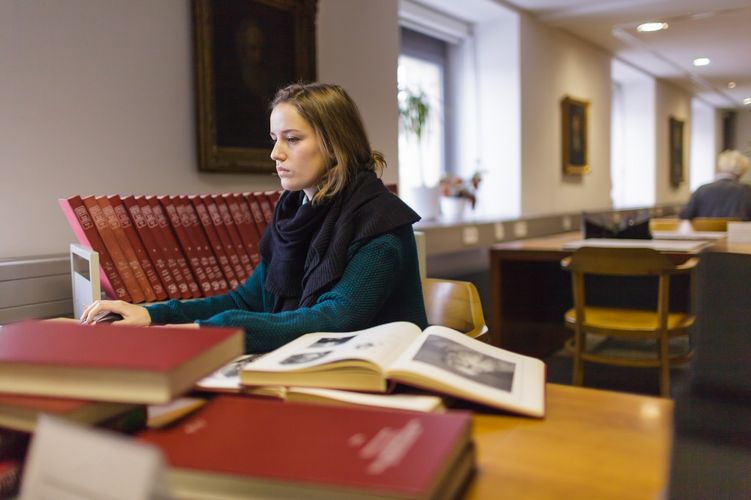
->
[260,170,420,312]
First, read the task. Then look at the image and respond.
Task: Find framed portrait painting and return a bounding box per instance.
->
[193,0,318,173]
[669,117,685,188]
[561,96,590,175]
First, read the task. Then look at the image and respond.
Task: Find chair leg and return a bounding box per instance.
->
[659,334,670,397]
[572,327,584,386]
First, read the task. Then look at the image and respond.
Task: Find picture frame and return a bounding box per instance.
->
[193,0,318,173]
[669,116,685,188]
[561,96,590,175]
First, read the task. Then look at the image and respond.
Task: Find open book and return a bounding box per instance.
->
[241,322,546,417]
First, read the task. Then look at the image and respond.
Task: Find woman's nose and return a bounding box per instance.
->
[270,141,284,161]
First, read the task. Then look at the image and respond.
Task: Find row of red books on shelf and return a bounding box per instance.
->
[59,191,281,303]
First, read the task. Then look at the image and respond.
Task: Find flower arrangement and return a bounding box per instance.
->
[439,172,482,209]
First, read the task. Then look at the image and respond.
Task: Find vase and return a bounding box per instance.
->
[405,185,440,221]
[439,196,468,221]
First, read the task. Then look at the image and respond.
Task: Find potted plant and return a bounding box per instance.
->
[439,172,483,220]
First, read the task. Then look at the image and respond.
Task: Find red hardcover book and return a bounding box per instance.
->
[0,320,243,404]
[137,396,474,500]
[189,196,240,289]
[121,196,181,300]
[109,195,167,300]
[244,192,268,236]
[135,197,193,299]
[176,196,228,294]
[265,189,282,210]
[82,196,146,303]
[226,193,261,268]
[58,196,131,302]
[256,191,275,225]
[202,195,247,282]
[213,195,253,277]
[145,196,202,298]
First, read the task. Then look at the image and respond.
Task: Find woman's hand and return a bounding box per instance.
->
[80,300,151,326]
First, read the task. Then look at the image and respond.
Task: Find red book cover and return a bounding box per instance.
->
[58,196,131,302]
[226,193,261,268]
[82,196,146,303]
[265,189,282,210]
[0,321,244,405]
[97,196,155,302]
[134,197,193,300]
[136,396,474,499]
[213,195,253,277]
[145,196,202,298]
[121,196,181,300]
[202,195,247,282]
[109,195,167,300]
[176,196,228,294]
[256,192,275,225]
[243,192,268,236]
[189,196,240,289]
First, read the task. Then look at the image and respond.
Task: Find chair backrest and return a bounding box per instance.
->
[649,217,681,231]
[422,278,488,338]
[562,247,676,277]
[690,217,739,232]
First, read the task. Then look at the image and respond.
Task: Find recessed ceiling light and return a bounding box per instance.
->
[693,57,711,67]
[728,82,737,89]
[744,98,751,106]
[637,22,669,32]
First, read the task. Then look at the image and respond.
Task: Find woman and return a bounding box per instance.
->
[81,83,428,352]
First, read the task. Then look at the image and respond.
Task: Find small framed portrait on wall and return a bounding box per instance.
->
[193,0,318,173]
[669,116,685,188]
[561,96,590,175]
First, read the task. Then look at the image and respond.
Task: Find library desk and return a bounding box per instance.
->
[465,383,672,500]
[488,232,704,357]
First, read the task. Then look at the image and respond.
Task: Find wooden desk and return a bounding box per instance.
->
[466,383,672,499]
[489,232,702,356]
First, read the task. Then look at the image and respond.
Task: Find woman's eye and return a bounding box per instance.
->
[286,136,300,143]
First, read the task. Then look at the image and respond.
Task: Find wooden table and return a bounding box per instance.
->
[465,383,673,499]
[488,232,704,357]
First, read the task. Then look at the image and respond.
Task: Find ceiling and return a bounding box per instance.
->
[413,0,751,109]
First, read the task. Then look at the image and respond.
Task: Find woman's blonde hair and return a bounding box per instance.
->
[271,82,386,204]
[717,149,750,178]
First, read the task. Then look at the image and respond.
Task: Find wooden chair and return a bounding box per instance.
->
[561,247,697,397]
[689,217,739,231]
[422,278,488,339]
[649,217,681,231]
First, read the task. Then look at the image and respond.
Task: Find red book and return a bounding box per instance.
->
[82,196,146,303]
[145,196,202,298]
[226,193,261,268]
[0,320,244,404]
[189,196,240,289]
[176,196,228,294]
[265,189,282,210]
[109,196,167,301]
[137,396,474,500]
[58,196,131,302]
[121,196,182,300]
[202,195,247,282]
[256,191,275,225]
[213,194,253,277]
[243,192,268,236]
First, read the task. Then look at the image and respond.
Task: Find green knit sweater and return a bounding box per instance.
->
[145,225,427,353]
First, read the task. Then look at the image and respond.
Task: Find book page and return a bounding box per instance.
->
[196,353,264,391]
[386,325,546,417]
[244,322,423,373]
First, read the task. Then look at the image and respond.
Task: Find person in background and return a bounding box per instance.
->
[679,149,751,220]
[81,83,428,352]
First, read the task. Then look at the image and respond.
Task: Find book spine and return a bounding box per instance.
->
[177,196,228,294]
[83,196,146,303]
[98,196,156,302]
[265,190,282,211]
[108,196,165,302]
[135,197,193,300]
[202,195,247,282]
[158,196,213,297]
[58,196,131,301]
[256,192,275,225]
[189,196,240,289]
[243,192,268,236]
[226,193,261,268]
[121,196,181,300]
[145,197,202,298]
[213,195,253,278]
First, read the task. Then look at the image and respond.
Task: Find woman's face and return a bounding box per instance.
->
[270,103,327,199]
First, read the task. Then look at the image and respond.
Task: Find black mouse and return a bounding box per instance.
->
[92,312,124,323]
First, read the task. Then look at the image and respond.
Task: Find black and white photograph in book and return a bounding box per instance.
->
[280,351,332,365]
[310,336,356,348]
[413,335,516,391]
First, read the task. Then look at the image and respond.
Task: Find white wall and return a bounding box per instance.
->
[655,81,692,204]
[689,98,719,191]
[0,0,399,259]
[519,17,612,215]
